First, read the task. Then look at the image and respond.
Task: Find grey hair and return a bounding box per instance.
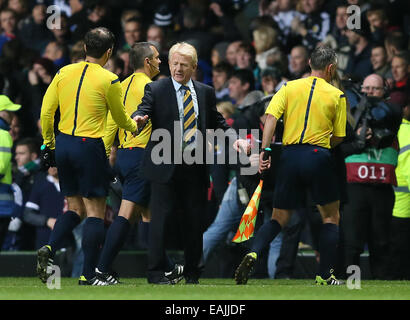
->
[309,45,338,71]
[169,42,198,66]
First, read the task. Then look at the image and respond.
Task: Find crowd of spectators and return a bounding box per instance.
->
[0,0,409,280]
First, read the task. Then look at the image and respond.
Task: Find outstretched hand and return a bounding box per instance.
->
[233,139,251,154]
[132,115,149,137]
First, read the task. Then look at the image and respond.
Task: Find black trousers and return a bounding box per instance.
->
[389,216,410,280]
[0,217,10,250]
[274,210,304,279]
[274,205,323,279]
[342,183,394,279]
[147,164,207,282]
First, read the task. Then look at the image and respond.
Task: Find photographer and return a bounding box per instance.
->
[342,73,402,279]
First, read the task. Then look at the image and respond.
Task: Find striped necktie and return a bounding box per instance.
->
[181,85,197,145]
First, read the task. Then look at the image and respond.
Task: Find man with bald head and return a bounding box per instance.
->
[343,73,402,279]
[361,73,385,98]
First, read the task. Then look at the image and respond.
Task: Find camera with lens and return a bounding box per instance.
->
[342,79,398,150]
[356,96,398,149]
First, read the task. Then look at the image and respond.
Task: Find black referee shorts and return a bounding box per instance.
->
[273,144,340,210]
[55,133,112,198]
[114,147,150,206]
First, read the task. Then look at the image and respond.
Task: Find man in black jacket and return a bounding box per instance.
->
[133,42,248,284]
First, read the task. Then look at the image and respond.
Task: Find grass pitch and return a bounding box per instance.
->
[0,277,409,300]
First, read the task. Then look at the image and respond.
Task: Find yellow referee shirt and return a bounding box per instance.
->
[266,76,346,149]
[103,72,152,157]
[41,61,137,149]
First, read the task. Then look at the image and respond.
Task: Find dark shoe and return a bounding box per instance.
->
[78,275,108,286]
[235,252,257,285]
[95,268,120,285]
[149,264,184,285]
[164,264,184,284]
[37,245,54,283]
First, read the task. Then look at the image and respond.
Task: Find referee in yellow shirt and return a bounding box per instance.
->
[37,27,138,286]
[235,45,347,285]
[94,42,162,284]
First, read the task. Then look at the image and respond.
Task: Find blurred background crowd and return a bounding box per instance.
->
[0,0,409,280]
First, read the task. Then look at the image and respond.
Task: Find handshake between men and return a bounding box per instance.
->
[132,115,251,154]
[132,115,149,137]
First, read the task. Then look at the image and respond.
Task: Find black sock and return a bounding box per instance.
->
[251,219,282,256]
[319,223,339,279]
[138,221,150,249]
[165,254,175,271]
[48,210,81,257]
[97,216,130,273]
[82,217,105,279]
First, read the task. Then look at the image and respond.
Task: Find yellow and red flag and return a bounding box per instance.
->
[232,180,263,243]
[232,147,271,243]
